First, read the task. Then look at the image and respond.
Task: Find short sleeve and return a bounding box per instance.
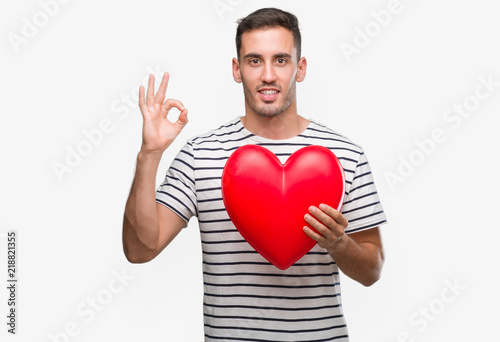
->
[341,150,387,234]
[156,142,198,226]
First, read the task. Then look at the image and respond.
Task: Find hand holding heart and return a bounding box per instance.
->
[304,204,348,252]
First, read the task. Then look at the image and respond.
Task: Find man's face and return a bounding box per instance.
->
[233,27,306,118]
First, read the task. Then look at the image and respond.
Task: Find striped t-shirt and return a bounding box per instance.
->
[156,117,387,341]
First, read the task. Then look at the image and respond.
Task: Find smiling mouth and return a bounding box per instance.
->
[259,89,279,95]
[258,88,280,101]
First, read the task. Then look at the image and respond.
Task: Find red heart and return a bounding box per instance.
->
[221,145,345,270]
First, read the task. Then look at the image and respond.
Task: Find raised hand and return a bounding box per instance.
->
[138,72,188,154]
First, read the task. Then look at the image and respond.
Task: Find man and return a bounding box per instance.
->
[123,7,387,341]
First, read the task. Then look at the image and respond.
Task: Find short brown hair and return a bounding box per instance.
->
[235,8,302,61]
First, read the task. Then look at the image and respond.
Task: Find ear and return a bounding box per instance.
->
[296,57,307,83]
[232,58,242,83]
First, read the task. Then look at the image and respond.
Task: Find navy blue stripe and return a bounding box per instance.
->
[202,260,335,267]
[352,171,371,180]
[196,176,221,182]
[306,127,344,138]
[159,183,197,215]
[203,302,341,312]
[203,250,258,255]
[194,166,224,171]
[341,201,379,214]
[298,134,359,147]
[327,147,362,155]
[204,292,339,300]
[349,181,375,193]
[164,175,196,197]
[356,161,368,169]
[204,312,343,323]
[179,149,193,158]
[194,133,255,146]
[194,156,230,161]
[199,219,232,224]
[193,146,242,152]
[343,191,377,205]
[203,282,338,289]
[156,199,189,222]
[157,190,194,217]
[169,166,194,185]
[205,333,349,342]
[204,322,346,336]
[192,121,241,142]
[199,208,227,214]
[203,271,337,278]
[347,210,384,223]
[339,157,357,164]
[308,251,330,256]
[201,239,246,244]
[174,157,194,171]
[347,220,386,233]
[198,197,223,203]
[191,126,245,142]
[200,228,235,234]
[197,187,221,192]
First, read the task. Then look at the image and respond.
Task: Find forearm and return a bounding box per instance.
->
[123,150,163,260]
[327,232,384,287]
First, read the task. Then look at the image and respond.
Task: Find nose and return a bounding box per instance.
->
[261,63,277,84]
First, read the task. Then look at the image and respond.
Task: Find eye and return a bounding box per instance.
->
[276,58,287,66]
[249,59,261,66]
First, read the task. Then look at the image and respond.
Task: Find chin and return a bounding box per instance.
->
[253,103,288,117]
[255,111,282,118]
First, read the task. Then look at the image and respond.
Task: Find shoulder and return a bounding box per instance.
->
[307,120,364,154]
[187,117,246,146]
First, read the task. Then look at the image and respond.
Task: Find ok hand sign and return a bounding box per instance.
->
[138,72,188,155]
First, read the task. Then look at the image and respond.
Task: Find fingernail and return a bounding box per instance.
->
[309,206,316,213]
[319,204,326,210]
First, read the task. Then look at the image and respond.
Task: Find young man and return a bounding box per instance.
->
[123,7,387,341]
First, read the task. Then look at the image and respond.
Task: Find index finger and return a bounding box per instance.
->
[318,204,348,226]
[155,72,170,105]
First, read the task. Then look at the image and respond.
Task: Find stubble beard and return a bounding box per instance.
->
[242,80,296,118]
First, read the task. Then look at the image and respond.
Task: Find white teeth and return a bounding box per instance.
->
[261,90,278,95]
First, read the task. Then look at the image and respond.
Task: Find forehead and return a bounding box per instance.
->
[240,27,296,57]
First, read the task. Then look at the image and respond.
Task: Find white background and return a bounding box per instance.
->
[1,0,499,341]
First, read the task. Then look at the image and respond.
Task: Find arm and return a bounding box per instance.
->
[303,204,384,287]
[122,72,189,263]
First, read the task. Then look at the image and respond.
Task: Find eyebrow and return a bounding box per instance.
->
[243,53,292,60]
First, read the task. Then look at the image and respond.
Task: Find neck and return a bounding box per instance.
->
[241,110,309,140]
